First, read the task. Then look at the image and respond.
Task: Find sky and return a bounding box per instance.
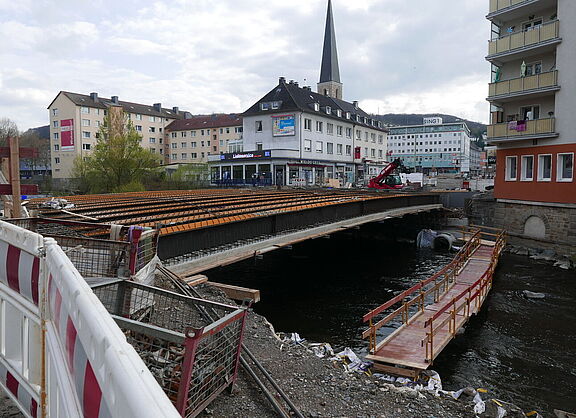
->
[0,0,491,131]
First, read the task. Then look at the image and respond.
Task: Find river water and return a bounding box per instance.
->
[207,231,576,415]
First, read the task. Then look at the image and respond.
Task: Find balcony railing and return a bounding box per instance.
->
[488,20,559,56]
[487,118,556,140]
[489,0,535,14]
[488,70,558,98]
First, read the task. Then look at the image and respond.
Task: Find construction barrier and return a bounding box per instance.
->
[0,220,180,417]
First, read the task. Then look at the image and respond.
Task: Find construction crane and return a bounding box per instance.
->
[368,158,409,190]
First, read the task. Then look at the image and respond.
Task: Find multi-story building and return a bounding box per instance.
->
[387,118,473,175]
[207,0,387,186]
[470,142,483,175]
[484,0,575,245]
[165,114,242,165]
[47,91,189,181]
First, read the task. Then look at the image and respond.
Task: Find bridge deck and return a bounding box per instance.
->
[363,228,505,375]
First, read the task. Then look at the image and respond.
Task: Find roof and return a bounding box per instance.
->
[243,79,387,132]
[320,0,341,84]
[48,91,188,119]
[166,114,242,131]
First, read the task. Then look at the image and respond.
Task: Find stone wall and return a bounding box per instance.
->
[466,192,576,257]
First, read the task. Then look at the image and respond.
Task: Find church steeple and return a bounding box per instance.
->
[318,0,343,99]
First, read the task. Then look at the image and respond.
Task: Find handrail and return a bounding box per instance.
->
[362,229,482,323]
[492,19,558,41]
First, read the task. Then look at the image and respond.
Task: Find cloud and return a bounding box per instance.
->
[0,0,491,130]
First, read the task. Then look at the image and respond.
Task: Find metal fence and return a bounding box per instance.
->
[91,280,247,417]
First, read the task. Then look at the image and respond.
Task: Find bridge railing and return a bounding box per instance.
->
[361,229,483,352]
[421,229,506,362]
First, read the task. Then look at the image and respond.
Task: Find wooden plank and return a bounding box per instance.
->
[365,354,428,370]
[184,274,208,286]
[206,281,261,303]
[371,362,420,379]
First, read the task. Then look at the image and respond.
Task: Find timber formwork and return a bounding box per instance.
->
[30,189,440,259]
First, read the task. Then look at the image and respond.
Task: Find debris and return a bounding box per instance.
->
[523,290,545,299]
[41,198,75,210]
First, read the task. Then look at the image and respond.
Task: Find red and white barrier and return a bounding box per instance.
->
[0,221,179,417]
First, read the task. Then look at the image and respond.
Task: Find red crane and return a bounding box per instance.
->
[368,158,407,190]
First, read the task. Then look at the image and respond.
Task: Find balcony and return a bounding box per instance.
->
[487,118,557,143]
[487,0,556,19]
[488,70,559,102]
[487,20,560,61]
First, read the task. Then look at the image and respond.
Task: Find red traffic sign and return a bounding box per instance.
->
[0,184,39,195]
[0,147,39,159]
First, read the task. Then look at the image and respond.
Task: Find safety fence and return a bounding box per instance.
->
[6,218,159,280]
[91,280,247,417]
[0,220,180,417]
[361,229,485,352]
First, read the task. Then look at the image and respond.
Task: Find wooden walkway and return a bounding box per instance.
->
[362,226,506,378]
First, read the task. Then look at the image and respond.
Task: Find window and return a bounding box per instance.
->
[81,107,89,114]
[356,130,361,139]
[172,154,177,160]
[255,121,263,132]
[82,131,90,138]
[226,128,230,134]
[505,156,517,181]
[538,154,552,181]
[316,141,323,153]
[378,135,383,144]
[181,153,187,159]
[149,116,155,122]
[521,105,540,120]
[345,112,351,119]
[345,145,352,155]
[271,102,280,110]
[52,120,59,128]
[371,133,376,142]
[378,150,383,158]
[371,149,375,157]
[82,119,90,127]
[135,125,142,131]
[304,140,312,152]
[191,142,197,148]
[95,121,101,128]
[135,114,142,120]
[260,102,270,111]
[192,153,197,158]
[327,123,334,135]
[364,147,368,156]
[337,144,343,155]
[316,121,323,132]
[149,138,156,143]
[365,132,369,141]
[557,153,573,182]
[150,148,156,153]
[181,142,187,148]
[327,142,334,154]
[326,106,331,115]
[521,155,534,181]
[201,130,205,136]
[172,143,177,149]
[52,108,58,116]
[336,109,342,117]
[313,103,320,111]
[337,126,343,136]
[149,127,156,133]
[53,145,59,151]
[171,132,177,138]
[82,143,91,150]
[256,143,263,151]
[191,131,196,137]
[55,157,60,164]
[53,133,59,140]
[201,141,205,146]
[346,128,352,138]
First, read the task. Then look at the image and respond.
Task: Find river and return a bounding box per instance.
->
[206,231,576,415]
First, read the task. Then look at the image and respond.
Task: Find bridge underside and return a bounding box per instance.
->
[30,189,441,260]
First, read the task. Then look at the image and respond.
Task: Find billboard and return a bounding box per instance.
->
[219,150,271,161]
[60,119,75,151]
[423,117,443,125]
[272,115,295,137]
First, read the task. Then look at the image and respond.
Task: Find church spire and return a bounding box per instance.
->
[318,0,343,99]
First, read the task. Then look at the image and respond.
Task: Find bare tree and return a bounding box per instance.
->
[0,118,19,147]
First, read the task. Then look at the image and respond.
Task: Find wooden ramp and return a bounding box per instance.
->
[362,227,506,377]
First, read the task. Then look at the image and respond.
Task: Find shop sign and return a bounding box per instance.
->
[219,150,271,161]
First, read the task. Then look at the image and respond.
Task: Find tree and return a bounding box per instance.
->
[0,117,19,147]
[73,112,161,193]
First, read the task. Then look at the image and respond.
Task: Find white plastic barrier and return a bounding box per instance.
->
[0,221,180,417]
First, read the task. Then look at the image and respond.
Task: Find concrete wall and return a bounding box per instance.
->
[467,194,576,256]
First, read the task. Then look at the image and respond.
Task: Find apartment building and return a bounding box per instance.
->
[207,0,387,186]
[387,118,473,175]
[47,91,188,181]
[165,114,242,165]
[485,0,576,243]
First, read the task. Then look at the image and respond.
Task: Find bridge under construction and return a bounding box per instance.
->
[28,189,443,263]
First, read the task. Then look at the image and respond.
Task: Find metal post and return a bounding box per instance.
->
[9,137,22,218]
[176,327,203,415]
[230,309,249,392]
